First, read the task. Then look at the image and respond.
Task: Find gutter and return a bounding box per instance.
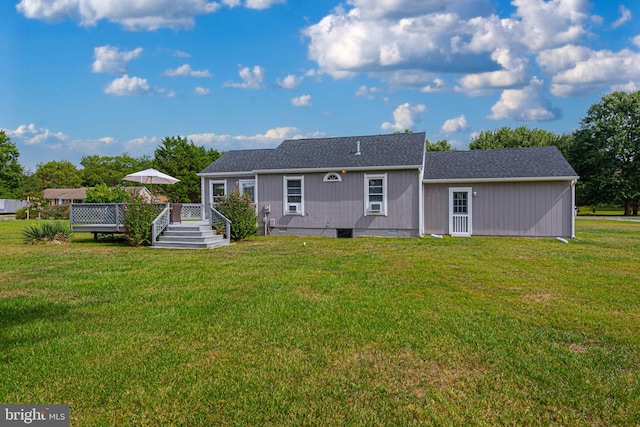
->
[422,176,579,184]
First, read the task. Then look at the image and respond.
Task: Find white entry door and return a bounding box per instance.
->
[449,187,472,236]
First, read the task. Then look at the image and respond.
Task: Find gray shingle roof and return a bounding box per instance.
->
[200,133,426,174]
[199,149,273,174]
[258,133,425,170]
[423,146,578,180]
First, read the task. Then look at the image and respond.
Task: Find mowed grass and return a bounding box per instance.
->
[0,220,638,426]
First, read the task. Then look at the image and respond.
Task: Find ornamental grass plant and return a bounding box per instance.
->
[21,220,72,244]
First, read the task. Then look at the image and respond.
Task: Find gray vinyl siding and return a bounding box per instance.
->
[424,181,574,237]
[258,170,421,237]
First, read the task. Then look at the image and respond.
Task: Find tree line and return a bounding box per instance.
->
[0,136,221,204]
[1,91,639,213]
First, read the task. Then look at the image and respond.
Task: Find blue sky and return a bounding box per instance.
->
[2,0,639,170]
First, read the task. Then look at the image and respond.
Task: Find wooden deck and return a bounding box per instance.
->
[70,203,207,236]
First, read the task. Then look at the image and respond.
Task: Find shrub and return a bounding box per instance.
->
[215,190,258,241]
[15,207,31,220]
[122,194,160,246]
[85,184,131,203]
[40,205,70,220]
[22,221,73,244]
[16,205,69,220]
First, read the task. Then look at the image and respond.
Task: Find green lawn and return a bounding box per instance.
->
[577,205,627,216]
[1,220,638,426]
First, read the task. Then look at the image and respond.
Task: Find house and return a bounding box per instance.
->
[198,133,579,238]
[43,187,153,206]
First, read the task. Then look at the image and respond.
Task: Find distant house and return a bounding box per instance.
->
[199,133,579,238]
[43,187,153,206]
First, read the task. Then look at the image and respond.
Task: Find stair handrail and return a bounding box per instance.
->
[151,205,170,246]
[210,204,232,243]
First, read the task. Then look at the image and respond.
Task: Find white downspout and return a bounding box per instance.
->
[418,168,424,237]
[571,179,576,239]
[200,176,206,220]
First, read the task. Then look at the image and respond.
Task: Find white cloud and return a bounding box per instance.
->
[188,127,315,149]
[347,0,493,20]
[512,0,590,51]
[4,124,122,168]
[92,45,142,74]
[6,123,69,146]
[355,85,383,99]
[245,0,285,10]
[611,81,639,93]
[536,44,591,75]
[539,46,640,96]
[159,88,176,98]
[612,5,632,29]
[302,0,599,103]
[224,65,265,89]
[104,75,154,96]
[277,74,303,89]
[291,95,312,107]
[381,103,427,131]
[457,49,530,93]
[304,8,457,78]
[15,0,288,31]
[303,0,525,86]
[634,35,640,48]
[17,0,221,30]
[124,136,161,157]
[489,77,560,121]
[163,64,211,77]
[194,86,211,96]
[174,50,191,58]
[421,78,446,93]
[440,115,468,135]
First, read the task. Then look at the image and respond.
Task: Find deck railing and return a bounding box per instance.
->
[210,205,231,242]
[181,203,203,220]
[70,203,169,232]
[70,203,125,231]
[151,206,170,245]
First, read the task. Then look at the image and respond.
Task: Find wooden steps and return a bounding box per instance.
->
[152,224,229,250]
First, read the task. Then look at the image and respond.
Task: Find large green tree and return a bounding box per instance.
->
[153,136,222,203]
[34,160,82,189]
[570,91,640,215]
[0,131,24,198]
[426,139,454,152]
[469,126,573,157]
[81,153,153,187]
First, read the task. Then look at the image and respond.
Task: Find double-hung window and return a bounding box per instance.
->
[364,173,387,215]
[210,180,226,205]
[239,179,256,203]
[284,176,304,215]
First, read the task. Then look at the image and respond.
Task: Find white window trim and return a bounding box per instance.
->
[323,172,342,182]
[283,175,304,216]
[364,173,387,216]
[209,180,227,205]
[239,179,256,203]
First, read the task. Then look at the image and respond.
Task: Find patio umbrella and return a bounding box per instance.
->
[122,168,180,195]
